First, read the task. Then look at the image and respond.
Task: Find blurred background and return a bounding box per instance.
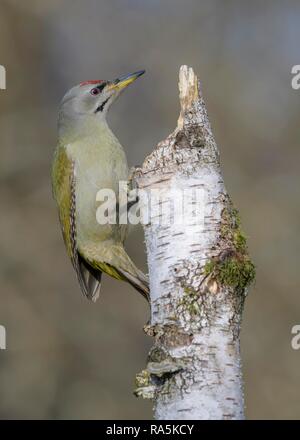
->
[0,0,299,419]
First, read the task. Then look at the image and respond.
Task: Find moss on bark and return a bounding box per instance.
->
[204,199,255,291]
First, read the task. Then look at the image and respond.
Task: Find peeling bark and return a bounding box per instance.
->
[134,66,255,420]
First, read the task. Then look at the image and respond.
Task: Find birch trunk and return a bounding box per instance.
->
[134,66,255,420]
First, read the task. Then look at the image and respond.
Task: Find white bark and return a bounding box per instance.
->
[134,66,254,420]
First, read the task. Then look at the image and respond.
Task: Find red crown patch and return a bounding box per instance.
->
[80,80,105,87]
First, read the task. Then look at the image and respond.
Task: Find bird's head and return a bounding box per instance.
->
[58,70,145,138]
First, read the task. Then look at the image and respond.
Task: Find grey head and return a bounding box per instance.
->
[58,70,145,139]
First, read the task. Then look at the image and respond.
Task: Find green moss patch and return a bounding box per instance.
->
[204,253,255,291]
[204,200,255,291]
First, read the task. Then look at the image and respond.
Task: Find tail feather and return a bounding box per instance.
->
[77,254,102,302]
[116,266,149,302]
[82,244,150,303]
[110,246,150,302]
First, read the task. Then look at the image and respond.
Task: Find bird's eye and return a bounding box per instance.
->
[90,88,100,96]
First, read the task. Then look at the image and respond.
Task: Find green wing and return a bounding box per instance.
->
[51,146,102,302]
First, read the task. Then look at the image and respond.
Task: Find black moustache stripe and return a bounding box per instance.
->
[95,97,110,113]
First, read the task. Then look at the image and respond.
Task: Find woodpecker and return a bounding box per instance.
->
[52,70,149,302]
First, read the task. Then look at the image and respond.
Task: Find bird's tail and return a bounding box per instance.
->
[117,263,149,303]
[111,245,150,302]
[85,244,150,303]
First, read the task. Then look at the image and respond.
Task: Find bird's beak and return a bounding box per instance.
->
[107,70,145,92]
